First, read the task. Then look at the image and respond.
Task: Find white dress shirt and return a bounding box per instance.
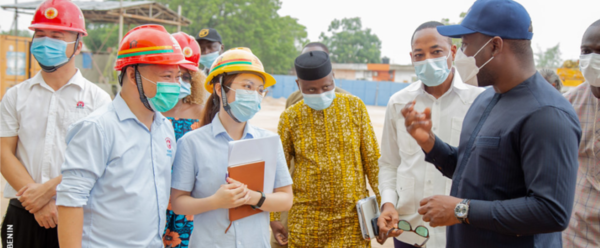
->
[56,94,175,247]
[0,70,111,198]
[378,70,483,248]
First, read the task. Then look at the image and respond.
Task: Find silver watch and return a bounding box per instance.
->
[454,199,470,224]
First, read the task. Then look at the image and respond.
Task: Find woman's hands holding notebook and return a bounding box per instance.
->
[213,178,251,209]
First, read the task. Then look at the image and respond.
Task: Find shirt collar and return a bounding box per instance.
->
[407,67,475,104]
[113,93,165,127]
[211,113,256,139]
[29,69,86,90]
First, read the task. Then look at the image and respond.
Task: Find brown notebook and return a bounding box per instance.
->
[227,161,265,227]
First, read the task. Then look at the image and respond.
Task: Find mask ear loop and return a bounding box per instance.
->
[134,65,154,112]
[218,75,242,123]
[473,38,495,70]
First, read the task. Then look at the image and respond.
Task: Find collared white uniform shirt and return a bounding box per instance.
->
[378,70,483,247]
[0,70,111,198]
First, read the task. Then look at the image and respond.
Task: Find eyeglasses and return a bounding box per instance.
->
[224,85,269,98]
[386,220,429,248]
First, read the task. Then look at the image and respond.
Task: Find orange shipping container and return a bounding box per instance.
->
[0,35,41,101]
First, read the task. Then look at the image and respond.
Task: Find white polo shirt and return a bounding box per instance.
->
[0,70,111,199]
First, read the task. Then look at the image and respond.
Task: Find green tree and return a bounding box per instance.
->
[83,23,120,53]
[535,43,562,69]
[441,12,467,48]
[152,0,307,74]
[1,29,32,37]
[319,17,381,63]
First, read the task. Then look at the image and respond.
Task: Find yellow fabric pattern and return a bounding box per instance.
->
[272,93,381,248]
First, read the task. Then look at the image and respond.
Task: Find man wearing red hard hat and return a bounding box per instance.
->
[0,0,111,247]
[55,24,193,247]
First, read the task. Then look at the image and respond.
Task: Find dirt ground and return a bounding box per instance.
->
[0,97,395,247]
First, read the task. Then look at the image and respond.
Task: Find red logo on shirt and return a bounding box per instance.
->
[76,101,85,109]
[166,137,172,150]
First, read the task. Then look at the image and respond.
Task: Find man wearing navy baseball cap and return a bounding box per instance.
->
[399,1,581,247]
[196,28,225,73]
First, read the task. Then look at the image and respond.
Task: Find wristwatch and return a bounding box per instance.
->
[251,191,266,210]
[454,199,470,224]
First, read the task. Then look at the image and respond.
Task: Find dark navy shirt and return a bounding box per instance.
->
[425,72,581,248]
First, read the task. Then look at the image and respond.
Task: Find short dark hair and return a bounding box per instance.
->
[505,22,534,61]
[411,21,452,45]
[505,39,532,61]
[591,19,600,27]
[303,42,329,53]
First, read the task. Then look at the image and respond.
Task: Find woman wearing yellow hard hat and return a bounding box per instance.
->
[169,48,293,246]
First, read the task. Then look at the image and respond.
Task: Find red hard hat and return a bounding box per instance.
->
[115,25,195,71]
[172,32,200,72]
[29,0,87,36]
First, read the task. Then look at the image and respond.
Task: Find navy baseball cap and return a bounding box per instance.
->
[437,0,533,40]
[196,28,222,43]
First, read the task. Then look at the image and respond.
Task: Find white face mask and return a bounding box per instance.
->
[580,53,600,87]
[454,38,495,86]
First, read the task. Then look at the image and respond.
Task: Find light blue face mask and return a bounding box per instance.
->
[179,78,191,99]
[302,87,336,111]
[200,51,220,69]
[413,54,451,87]
[30,37,77,72]
[141,75,181,112]
[222,86,262,122]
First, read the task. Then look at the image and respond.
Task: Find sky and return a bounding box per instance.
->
[277,0,600,65]
[1,0,599,65]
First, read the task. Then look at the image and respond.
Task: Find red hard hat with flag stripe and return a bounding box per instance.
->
[115,25,194,71]
[29,0,87,36]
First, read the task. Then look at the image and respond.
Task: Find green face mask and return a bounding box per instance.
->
[141,75,181,112]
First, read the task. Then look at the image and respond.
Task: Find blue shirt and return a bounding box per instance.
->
[425,72,581,248]
[56,94,176,248]
[171,114,293,248]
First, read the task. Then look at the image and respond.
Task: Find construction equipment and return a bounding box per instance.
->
[557,60,585,88]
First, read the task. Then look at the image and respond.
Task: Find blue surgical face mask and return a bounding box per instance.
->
[31,37,76,72]
[200,51,220,69]
[223,86,262,122]
[179,78,191,99]
[141,75,181,112]
[413,53,451,87]
[302,87,336,111]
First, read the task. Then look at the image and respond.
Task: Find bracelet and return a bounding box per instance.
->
[252,191,266,210]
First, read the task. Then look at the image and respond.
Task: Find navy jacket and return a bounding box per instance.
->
[426,72,581,248]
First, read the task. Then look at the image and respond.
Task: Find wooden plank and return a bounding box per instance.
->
[107,12,190,26]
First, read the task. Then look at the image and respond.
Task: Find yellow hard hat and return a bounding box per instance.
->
[204,47,276,93]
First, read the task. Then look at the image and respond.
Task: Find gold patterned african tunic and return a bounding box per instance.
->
[272,93,381,248]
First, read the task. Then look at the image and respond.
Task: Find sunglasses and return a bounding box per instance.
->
[386,220,429,247]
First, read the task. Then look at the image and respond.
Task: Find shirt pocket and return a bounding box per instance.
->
[450,117,463,146]
[397,122,419,155]
[395,174,416,215]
